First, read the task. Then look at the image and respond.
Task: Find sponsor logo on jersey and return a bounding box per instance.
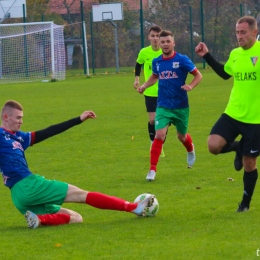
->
[12,141,24,151]
[159,70,178,79]
[18,136,24,142]
[156,62,160,72]
[251,57,258,67]
[2,174,9,185]
[234,72,257,81]
[4,134,10,141]
[172,62,179,68]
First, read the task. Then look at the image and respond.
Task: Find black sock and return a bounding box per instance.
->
[241,169,258,207]
[148,122,155,142]
[163,129,168,144]
[219,141,239,154]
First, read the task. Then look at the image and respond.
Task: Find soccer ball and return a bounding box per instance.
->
[134,193,159,217]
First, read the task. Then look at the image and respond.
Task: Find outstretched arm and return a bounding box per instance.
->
[34,111,97,144]
[195,42,231,80]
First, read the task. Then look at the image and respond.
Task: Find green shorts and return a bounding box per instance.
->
[11,175,68,215]
[155,107,189,134]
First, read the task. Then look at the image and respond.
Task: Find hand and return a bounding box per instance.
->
[137,85,146,94]
[181,84,193,91]
[195,42,209,57]
[80,111,97,122]
[133,80,139,89]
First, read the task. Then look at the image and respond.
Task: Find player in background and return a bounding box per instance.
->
[0,100,155,229]
[195,16,260,212]
[137,30,202,181]
[133,26,166,157]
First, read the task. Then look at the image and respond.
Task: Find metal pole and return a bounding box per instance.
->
[240,3,243,17]
[140,0,144,48]
[200,0,205,69]
[83,22,89,76]
[50,21,55,79]
[90,11,95,74]
[42,14,47,77]
[0,32,2,79]
[0,21,56,27]
[80,1,87,75]
[114,23,119,73]
[189,6,194,63]
[109,21,119,73]
[244,3,248,15]
[23,4,29,77]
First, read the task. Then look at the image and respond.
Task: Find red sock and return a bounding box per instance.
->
[86,192,138,212]
[37,213,70,226]
[182,133,193,152]
[150,138,164,171]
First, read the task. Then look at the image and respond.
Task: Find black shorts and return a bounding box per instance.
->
[210,113,260,157]
[144,95,157,113]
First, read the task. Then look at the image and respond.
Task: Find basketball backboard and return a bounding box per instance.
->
[0,0,26,19]
[92,2,123,22]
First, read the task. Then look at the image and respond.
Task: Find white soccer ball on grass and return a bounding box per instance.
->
[134,193,159,217]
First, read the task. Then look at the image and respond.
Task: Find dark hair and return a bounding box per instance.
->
[159,30,174,38]
[237,16,257,30]
[149,25,162,34]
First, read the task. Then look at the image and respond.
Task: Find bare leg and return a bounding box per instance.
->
[207,134,227,154]
[148,112,156,125]
[57,207,83,224]
[63,184,89,203]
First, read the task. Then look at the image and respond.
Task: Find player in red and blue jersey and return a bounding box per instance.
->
[0,100,155,228]
[137,30,202,181]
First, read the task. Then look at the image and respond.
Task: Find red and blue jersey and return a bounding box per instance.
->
[152,52,198,109]
[0,127,35,188]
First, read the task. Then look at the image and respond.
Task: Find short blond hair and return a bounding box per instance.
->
[1,100,23,120]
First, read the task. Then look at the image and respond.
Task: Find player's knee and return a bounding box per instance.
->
[243,157,257,172]
[155,133,165,140]
[149,119,155,125]
[207,142,220,155]
[178,136,186,143]
[69,213,83,224]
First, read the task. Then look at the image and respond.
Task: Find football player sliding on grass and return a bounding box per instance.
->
[0,100,155,229]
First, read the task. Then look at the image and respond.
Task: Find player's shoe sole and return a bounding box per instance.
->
[146,170,156,181]
[132,194,155,217]
[25,211,40,229]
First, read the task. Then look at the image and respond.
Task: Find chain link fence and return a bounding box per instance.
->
[3,0,260,72]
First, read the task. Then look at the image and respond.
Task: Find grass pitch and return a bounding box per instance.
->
[0,70,259,260]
